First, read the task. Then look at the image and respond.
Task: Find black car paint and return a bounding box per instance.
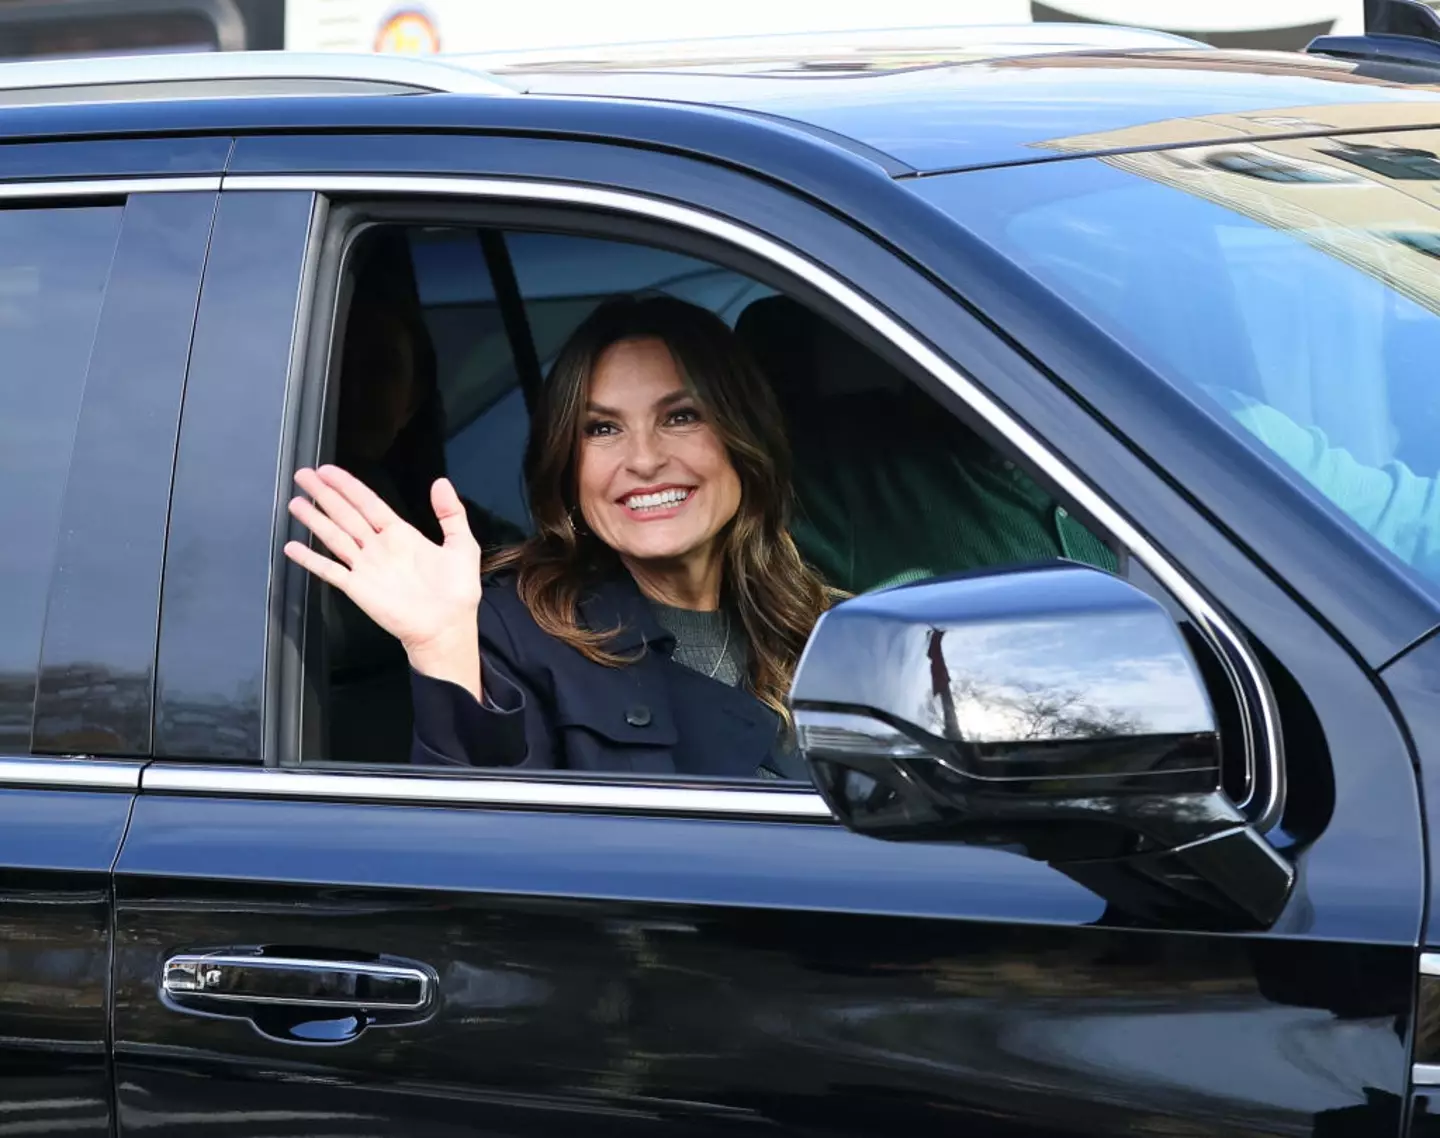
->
[111,792,1413,1138]
[153,189,318,762]
[0,64,1431,1138]
[0,786,134,1138]
[33,190,219,757]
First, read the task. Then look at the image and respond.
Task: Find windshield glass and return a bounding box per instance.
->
[912,130,1440,590]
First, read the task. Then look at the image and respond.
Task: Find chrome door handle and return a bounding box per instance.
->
[163,952,432,1011]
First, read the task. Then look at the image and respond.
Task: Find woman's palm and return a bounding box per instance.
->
[284,466,481,652]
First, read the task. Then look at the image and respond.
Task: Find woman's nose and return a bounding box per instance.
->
[624,429,667,476]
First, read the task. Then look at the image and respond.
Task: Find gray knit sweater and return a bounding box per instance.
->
[650,602,748,687]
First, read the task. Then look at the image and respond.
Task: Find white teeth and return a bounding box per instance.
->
[626,488,691,511]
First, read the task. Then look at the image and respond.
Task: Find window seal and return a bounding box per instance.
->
[244,172,1282,831]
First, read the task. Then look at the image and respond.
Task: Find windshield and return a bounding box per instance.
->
[912,130,1440,591]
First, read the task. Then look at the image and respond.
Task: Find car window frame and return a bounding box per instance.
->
[239,175,1282,833]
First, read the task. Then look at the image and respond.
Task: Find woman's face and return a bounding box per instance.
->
[577,336,742,571]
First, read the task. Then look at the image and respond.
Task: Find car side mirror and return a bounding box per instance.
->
[790,564,1294,930]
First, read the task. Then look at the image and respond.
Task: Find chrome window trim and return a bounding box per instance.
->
[141,764,836,820]
[1416,1062,1440,1086]
[0,176,222,196]
[226,172,1281,830]
[1420,953,1440,976]
[0,756,142,791]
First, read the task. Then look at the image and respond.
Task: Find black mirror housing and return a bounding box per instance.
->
[792,564,1293,929]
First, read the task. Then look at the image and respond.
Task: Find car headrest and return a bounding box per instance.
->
[735,295,909,407]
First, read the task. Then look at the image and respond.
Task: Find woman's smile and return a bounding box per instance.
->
[618,483,697,519]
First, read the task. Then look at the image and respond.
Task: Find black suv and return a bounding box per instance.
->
[9,17,1440,1138]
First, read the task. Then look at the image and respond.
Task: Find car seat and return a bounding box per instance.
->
[735,295,1115,593]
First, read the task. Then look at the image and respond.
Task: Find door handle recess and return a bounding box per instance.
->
[163,953,432,1011]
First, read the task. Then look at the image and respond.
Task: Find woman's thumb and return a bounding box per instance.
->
[431,478,472,542]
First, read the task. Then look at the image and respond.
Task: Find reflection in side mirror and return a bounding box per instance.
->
[790,564,1294,930]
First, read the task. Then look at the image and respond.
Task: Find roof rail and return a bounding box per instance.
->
[1306,0,1440,67]
[0,50,515,103]
[451,22,1211,75]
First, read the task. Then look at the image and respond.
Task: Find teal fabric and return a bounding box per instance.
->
[789,392,1117,594]
[1216,386,1440,580]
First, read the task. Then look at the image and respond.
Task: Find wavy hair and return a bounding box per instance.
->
[489,294,833,722]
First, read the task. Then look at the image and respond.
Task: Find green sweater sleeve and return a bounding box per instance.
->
[1217,388,1440,577]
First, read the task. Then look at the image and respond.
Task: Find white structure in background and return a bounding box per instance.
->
[284,0,1367,55]
[288,0,1026,54]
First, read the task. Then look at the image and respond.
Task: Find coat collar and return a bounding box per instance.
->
[576,569,676,656]
[574,566,792,777]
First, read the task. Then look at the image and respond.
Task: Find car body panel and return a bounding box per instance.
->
[1380,631,1440,947]
[0,785,135,1138]
[111,791,1414,1138]
[106,129,1426,1136]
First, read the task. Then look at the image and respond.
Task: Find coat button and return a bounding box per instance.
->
[625,705,652,728]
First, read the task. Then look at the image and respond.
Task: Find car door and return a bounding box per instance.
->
[110,126,1422,1138]
[0,145,220,1138]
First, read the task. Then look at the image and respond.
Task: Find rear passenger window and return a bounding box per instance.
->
[0,205,123,751]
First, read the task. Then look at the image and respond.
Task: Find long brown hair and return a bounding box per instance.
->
[490,294,833,722]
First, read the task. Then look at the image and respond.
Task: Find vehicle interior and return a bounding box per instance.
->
[297,218,1123,769]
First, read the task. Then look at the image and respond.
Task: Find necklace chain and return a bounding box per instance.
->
[707,611,731,680]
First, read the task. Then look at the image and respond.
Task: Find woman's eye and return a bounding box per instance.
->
[584,420,618,438]
[666,407,701,426]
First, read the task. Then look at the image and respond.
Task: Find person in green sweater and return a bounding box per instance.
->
[788,386,1116,594]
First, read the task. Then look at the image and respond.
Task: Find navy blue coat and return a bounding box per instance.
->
[409,572,806,779]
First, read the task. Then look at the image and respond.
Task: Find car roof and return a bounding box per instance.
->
[464,28,1440,172]
[5,26,1440,175]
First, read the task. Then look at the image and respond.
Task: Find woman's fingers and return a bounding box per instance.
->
[283,540,351,590]
[295,467,375,543]
[317,465,402,533]
[431,478,475,545]
[288,496,360,566]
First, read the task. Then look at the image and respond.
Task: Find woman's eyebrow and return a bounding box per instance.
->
[584,390,691,417]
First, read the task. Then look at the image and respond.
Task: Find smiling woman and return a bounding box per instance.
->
[286,294,833,779]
